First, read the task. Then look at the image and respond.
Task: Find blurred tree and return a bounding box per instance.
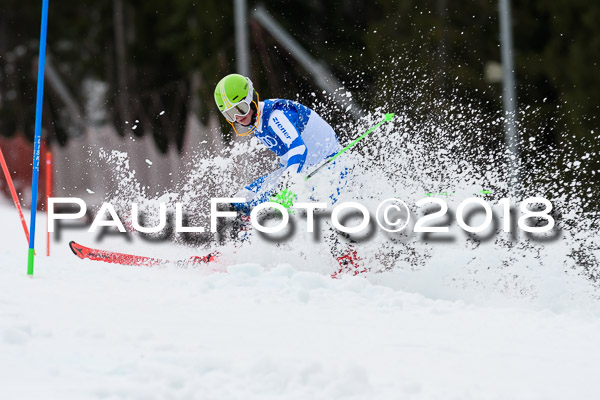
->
[0,0,598,203]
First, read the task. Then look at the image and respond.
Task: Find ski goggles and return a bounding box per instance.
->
[221,99,252,123]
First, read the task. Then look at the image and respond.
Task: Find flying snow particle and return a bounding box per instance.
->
[145,159,153,166]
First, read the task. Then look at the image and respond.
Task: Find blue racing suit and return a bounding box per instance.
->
[233,99,344,213]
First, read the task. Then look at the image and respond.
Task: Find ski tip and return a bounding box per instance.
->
[384,113,395,121]
[69,241,83,258]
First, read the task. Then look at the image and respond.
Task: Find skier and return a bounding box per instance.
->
[214,74,342,210]
[214,73,364,276]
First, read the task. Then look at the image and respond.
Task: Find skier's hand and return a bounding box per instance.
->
[270,187,297,210]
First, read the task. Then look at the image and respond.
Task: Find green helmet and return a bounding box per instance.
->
[214,74,255,122]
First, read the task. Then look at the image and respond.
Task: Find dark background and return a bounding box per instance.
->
[1,0,598,205]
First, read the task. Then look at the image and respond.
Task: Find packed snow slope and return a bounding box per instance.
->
[2,202,600,400]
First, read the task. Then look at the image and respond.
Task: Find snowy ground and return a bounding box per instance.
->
[2,201,600,399]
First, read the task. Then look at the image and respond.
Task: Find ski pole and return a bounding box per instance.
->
[28,0,50,276]
[305,113,395,181]
[0,146,31,244]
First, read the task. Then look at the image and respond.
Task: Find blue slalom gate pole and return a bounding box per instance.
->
[28,0,50,276]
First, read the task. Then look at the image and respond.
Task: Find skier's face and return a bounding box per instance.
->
[235,109,254,126]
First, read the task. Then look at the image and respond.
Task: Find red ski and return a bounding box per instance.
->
[69,241,219,268]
